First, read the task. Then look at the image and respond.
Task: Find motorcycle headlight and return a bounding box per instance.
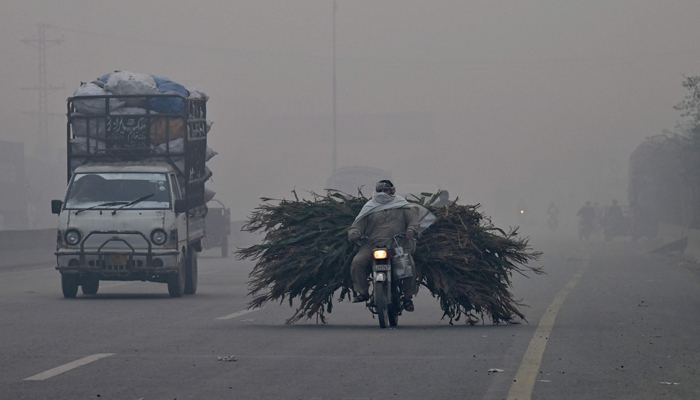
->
[65,229,82,246]
[373,249,388,259]
[151,229,168,245]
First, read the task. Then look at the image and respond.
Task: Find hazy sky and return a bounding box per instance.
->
[1,0,699,227]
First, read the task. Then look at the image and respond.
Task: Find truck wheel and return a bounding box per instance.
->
[184,247,198,295]
[167,255,186,298]
[221,237,229,258]
[61,274,79,298]
[81,276,100,295]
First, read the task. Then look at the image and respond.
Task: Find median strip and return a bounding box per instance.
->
[216,308,262,320]
[23,353,115,381]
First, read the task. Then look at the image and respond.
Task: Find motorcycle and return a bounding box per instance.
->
[361,233,415,328]
[578,218,593,240]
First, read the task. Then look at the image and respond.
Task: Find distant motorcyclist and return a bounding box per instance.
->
[348,180,420,311]
[577,201,595,240]
[546,201,559,231]
[603,199,624,240]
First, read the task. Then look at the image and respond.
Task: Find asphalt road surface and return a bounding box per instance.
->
[1,237,699,399]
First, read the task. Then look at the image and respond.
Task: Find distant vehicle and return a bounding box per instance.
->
[52,91,209,298]
[202,199,231,257]
[602,204,632,241]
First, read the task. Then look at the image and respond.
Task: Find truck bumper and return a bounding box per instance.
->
[55,250,180,277]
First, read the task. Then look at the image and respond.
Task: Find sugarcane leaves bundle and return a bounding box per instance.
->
[413,201,543,324]
[237,190,542,324]
[237,190,362,323]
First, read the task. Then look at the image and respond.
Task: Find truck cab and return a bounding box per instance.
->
[53,162,205,298]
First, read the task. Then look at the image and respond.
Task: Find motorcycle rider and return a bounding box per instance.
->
[348,180,420,311]
[603,199,624,239]
[577,201,596,239]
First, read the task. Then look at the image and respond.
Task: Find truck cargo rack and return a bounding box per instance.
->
[66,94,208,209]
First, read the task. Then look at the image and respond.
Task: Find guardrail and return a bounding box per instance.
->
[0,228,56,268]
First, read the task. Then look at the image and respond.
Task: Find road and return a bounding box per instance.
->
[1,237,699,399]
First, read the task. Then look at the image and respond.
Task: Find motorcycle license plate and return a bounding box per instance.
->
[374,264,390,271]
[108,255,127,266]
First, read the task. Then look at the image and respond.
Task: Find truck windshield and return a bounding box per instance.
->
[65,173,171,210]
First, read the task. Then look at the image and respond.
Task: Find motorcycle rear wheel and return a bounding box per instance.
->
[375,281,390,328]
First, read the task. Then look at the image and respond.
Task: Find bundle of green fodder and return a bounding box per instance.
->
[236,190,542,324]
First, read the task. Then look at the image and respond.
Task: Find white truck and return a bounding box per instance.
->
[52,91,209,298]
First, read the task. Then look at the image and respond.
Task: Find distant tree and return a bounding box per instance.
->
[674,75,700,129]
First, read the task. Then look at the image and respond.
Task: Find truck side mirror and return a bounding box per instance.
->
[51,200,63,215]
[174,199,187,214]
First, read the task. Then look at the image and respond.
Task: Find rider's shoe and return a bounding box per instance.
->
[403,299,415,312]
[352,293,369,303]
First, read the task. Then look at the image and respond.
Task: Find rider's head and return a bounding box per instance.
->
[439,190,449,200]
[375,180,395,195]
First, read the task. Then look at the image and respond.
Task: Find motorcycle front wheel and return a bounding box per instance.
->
[374,281,390,328]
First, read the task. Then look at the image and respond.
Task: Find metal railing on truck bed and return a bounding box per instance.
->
[66,94,208,209]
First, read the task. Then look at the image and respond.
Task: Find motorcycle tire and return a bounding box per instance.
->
[374,281,390,329]
[389,285,400,327]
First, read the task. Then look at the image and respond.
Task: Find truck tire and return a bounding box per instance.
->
[168,254,186,297]
[184,246,198,295]
[81,276,100,295]
[61,274,79,298]
[221,237,229,258]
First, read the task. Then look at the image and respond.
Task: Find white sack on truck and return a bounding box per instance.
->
[73,81,125,115]
[154,138,217,162]
[69,137,106,170]
[104,71,158,107]
[204,187,216,203]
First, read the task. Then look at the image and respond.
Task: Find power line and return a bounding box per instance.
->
[21,23,65,157]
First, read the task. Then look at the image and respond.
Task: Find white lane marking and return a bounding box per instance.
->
[216,307,263,320]
[0,267,54,276]
[507,258,590,400]
[23,353,115,381]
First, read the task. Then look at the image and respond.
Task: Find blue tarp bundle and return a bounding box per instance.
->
[150,76,189,114]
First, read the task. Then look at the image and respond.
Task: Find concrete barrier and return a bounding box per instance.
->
[657,222,688,246]
[0,228,56,268]
[683,229,700,261]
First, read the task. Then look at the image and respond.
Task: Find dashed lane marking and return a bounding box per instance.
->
[216,307,263,320]
[23,353,115,381]
[506,257,590,400]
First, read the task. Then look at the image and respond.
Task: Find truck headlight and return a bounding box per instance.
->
[65,229,82,246]
[151,229,168,245]
[373,249,388,259]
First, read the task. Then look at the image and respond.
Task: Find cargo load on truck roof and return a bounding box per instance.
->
[66,71,216,209]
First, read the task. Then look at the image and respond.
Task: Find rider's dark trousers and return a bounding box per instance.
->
[351,245,417,298]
